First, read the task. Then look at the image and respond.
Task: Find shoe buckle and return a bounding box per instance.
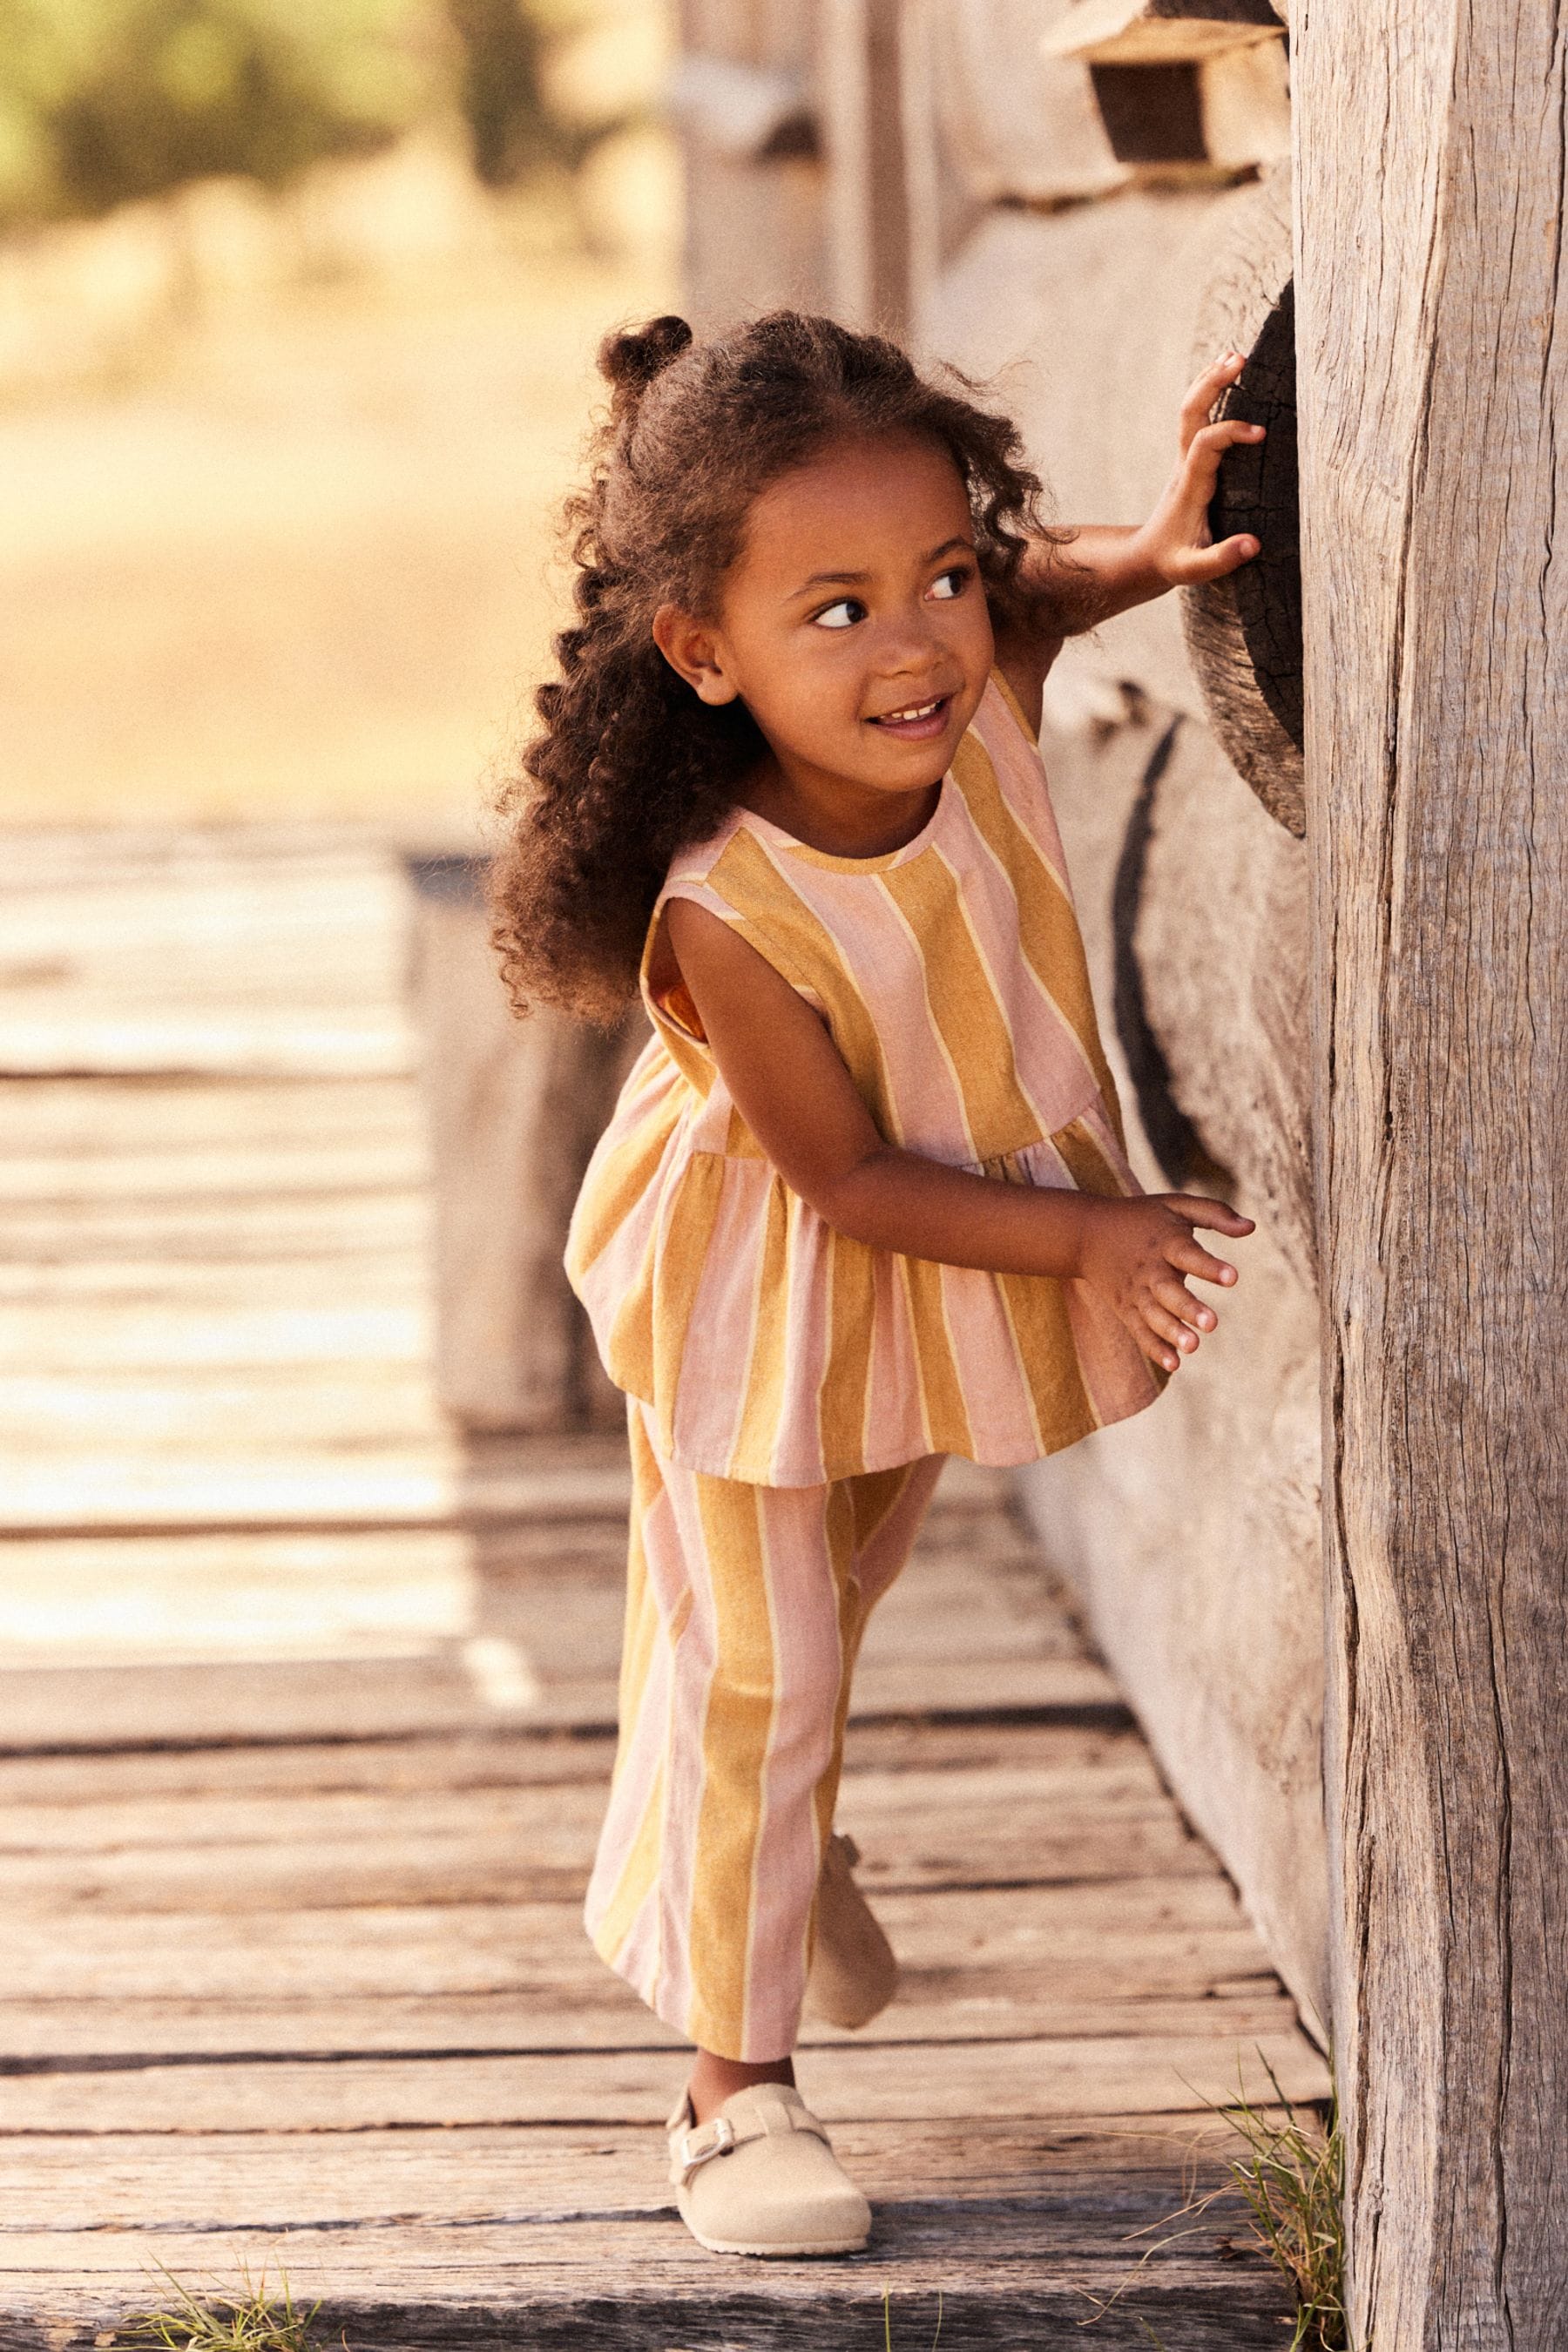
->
[676,2114,735,2178]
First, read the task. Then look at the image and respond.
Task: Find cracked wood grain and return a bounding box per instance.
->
[1296,0,1568,2342]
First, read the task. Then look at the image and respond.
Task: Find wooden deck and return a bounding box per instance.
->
[0,830,1328,2347]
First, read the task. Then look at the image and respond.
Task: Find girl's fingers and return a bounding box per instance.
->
[1168,1234,1240,1286]
[1159,1193,1256,1234]
[1133,1321,1182,1375]
[1145,1302,1200,1356]
[1173,533,1260,584]
[1154,1275,1214,1332]
[1186,419,1266,483]
[1177,352,1246,452]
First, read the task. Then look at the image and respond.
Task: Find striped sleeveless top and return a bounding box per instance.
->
[565,672,1166,1486]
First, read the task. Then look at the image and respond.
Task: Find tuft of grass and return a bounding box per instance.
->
[1076,2053,1356,2352]
[1213,2056,1348,2352]
[111,2265,332,2352]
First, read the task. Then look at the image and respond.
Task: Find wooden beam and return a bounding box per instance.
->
[1295,1,1568,2342]
[1042,0,1283,66]
[818,0,911,336]
[408,860,632,1435]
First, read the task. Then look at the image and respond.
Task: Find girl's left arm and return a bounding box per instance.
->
[993,353,1266,732]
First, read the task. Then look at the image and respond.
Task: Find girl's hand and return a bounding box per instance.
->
[1128,354,1266,592]
[1004,355,1266,688]
[1074,1192,1255,1375]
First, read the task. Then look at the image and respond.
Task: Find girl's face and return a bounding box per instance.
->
[654,432,995,845]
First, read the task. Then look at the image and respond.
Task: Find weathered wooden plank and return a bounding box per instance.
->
[0,825,401,875]
[0,1436,1005,1540]
[0,2210,1273,2272]
[0,1196,429,1262]
[0,1799,1204,1913]
[0,961,413,1005]
[0,1452,465,1538]
[0,1371,439,1456]
[0,2210,1291,2285]
[0,1302,429,1369]
[0,1808,1186,1910]
[0,1729,613,1803]
[849,1653,1122,1722]
[0,1650,1122,1748]
[0,868,406,948]
[0,2286,1293,2350]
[1296,1,1568,2340]
[0,1074,416,1153]
[0,2227,1296,2352]
[0,1748,1170,1855]
[0,1531,476,1665]
[0,1741,1166,1845]
[0,1713,1141,1805]
[0,1258,422,1307]
[0,2114,1286,2220]
[0,1511,1098,1700]
[0,2033,1328,2134]
[0,1144,426,1203]
[0,960,405,1004]
[0,1017,413,1080]
[0,1443,610,1538]
[0,1877,1279,2000]
[0,1983,1297,2058]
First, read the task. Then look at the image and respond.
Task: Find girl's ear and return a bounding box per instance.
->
[652,603,740,706]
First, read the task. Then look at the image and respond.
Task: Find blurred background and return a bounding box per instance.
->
[0,0,679,835]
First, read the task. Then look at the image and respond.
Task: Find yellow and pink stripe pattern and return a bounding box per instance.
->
[585,1401,943,2061]
[566,673,1165,1486]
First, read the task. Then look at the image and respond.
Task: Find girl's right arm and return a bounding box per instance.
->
[663,899,1252,1376]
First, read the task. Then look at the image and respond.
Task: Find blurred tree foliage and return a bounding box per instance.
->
[447,0,600,188]
[0,0,624,227]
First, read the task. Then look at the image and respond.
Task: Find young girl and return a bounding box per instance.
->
[490,310,1260,2259]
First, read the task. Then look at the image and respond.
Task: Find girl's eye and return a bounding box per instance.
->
[928,566,970,602]
[812,598,865,630]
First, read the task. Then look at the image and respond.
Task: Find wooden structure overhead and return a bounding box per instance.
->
[1041,0,1286,65]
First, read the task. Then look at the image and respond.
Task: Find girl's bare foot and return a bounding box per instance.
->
[688,2047,795,2124]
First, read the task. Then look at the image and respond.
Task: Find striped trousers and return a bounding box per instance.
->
[585,1400,943,2062]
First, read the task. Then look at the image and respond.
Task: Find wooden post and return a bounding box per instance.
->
[1294,3,1567,2342]
[818,0,911,336]
[408,857,634,1436]
[677,0,828,329]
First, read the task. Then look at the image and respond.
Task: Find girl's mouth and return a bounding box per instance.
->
[867,693,952,741]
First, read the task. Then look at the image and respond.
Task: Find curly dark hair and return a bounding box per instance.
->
[490,308,1068,1023]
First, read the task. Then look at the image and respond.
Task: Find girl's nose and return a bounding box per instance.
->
[875,615,943,674]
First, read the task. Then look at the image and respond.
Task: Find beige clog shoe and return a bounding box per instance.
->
[803,1831,899,2031]
[667,2081,871,2256]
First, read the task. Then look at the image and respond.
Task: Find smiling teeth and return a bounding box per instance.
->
[880,698,942,722]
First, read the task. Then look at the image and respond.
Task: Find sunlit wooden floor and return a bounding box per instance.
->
[0,830,1326,2348]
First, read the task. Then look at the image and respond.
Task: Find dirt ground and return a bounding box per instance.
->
[0,238,675,841]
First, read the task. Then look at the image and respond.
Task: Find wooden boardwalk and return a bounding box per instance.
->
[0,830,1327,2348]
